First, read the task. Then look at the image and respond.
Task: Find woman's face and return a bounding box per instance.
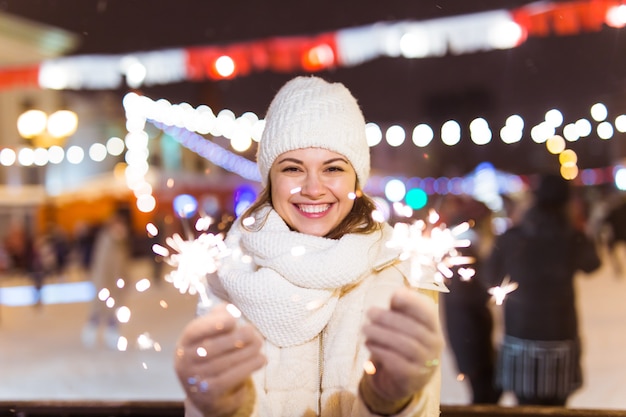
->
[269,147,357,237]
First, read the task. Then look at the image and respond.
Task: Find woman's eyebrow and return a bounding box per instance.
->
[323,157,349,164]
[276,157,349,165]
[276,157,303,165]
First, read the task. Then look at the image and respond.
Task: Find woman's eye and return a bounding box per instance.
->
[282,166,301,172]
[326,166,345,172]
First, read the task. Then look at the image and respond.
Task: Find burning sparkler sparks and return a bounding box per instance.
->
[488,276,519,305]
[386,209,475,288]
[151,215,234,315]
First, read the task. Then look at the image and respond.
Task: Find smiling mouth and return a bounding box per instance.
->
[297,204,331,214]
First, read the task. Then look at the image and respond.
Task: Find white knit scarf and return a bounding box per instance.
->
[217,207,399,347]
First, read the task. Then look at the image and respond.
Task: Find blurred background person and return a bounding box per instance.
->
[46,222,71,280]
[72,220,100,275]
[438,195,501,404]
[3,221,29,276]
[81,206,132,350]
[482,174,601,406]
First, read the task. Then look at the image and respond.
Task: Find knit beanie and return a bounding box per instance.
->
[257,76,370,187]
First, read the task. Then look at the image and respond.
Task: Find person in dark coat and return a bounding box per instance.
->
[482,174,601,406]
[439,195,501,404]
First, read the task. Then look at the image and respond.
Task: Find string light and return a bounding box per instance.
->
[117,91,626,217]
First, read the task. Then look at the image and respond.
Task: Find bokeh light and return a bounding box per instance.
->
[405,188,428,209]
[173,194,198,219]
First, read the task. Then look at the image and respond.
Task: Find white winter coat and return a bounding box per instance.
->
[185,210,445,417]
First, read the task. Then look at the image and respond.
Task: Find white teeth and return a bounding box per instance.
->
[298,204,330,213]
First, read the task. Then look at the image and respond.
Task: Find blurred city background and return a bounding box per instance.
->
[1,0,626,411]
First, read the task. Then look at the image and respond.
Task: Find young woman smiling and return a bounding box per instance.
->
[174,76,445,417]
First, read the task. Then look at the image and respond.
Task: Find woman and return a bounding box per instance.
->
[174,76,445,416]
[482,174,601,406]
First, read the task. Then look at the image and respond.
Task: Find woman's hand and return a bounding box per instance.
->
[174,304,266,417]
[361,288,444,408]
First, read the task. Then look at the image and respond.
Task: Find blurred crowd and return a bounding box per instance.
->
[433,176,625,406]
[0,217,100,302]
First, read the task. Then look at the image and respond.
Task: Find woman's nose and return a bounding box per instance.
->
[301,173,324,197]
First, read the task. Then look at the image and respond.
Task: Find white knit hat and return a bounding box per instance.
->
[257,76,370,187]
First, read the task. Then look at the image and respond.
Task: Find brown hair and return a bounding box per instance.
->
[240,182,382,239]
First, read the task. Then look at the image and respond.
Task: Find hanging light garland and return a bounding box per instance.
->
[0,0,625,91]
[119,91,625,216]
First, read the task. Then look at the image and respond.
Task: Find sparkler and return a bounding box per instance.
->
[386,208,476,288]
[488,276,519,305]
[151,215,233,316]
